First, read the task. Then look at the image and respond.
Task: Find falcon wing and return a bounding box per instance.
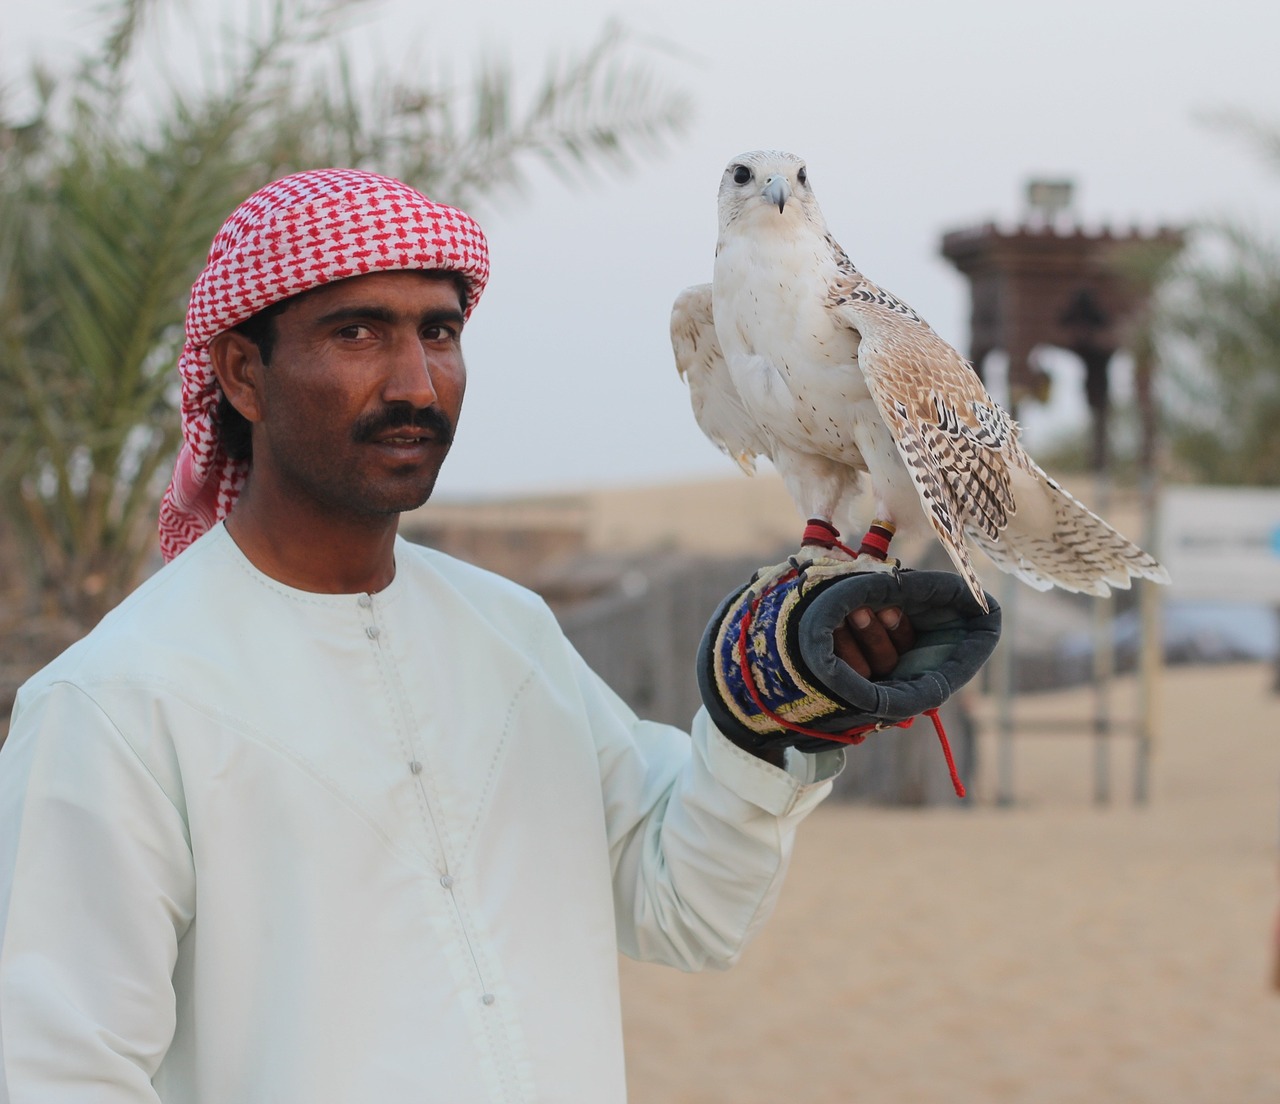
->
[671,283,770,475]
[826,271,1022,605]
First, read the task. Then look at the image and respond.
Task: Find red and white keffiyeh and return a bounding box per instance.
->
[157,169,490,562]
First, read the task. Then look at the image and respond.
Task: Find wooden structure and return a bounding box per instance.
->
[941,220,1182,471]
[940,199,1183,805]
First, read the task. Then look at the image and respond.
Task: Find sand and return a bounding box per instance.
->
[619,662,1280,1103]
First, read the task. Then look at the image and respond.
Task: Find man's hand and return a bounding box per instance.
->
[731,607,913,768]
[833,607,916,679]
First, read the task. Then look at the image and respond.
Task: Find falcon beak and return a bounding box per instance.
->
[762,175,790,213]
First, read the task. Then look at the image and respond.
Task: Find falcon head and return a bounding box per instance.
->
[716,150,826,236]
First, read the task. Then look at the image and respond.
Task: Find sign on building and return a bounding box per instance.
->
[1160,486,1280,602]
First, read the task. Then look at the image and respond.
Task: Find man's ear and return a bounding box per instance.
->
[209,330,267,424]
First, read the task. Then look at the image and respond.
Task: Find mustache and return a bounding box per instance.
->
[351,403,455,445]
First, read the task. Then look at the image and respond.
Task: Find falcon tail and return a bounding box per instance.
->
[967,464,1169,598]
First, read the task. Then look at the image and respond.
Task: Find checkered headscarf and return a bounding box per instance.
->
[157,169,490,561]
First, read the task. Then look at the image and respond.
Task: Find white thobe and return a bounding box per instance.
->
[0,524,841,1102]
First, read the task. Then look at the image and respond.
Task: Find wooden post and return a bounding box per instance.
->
[1132,343,1162,804]
[1272,875,1280,992]
[1078,342,1116,806]
[994,569,1017,807]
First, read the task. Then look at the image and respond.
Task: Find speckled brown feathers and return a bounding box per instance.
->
[828,266,1167,603]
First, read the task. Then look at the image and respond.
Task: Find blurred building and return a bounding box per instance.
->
[401,473,801,593]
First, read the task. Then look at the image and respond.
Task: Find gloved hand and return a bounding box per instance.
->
[697,557,1001,755]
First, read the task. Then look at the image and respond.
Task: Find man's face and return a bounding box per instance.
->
[249,270,467,521]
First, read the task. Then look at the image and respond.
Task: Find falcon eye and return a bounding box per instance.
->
[797,167,807,185]
[732,165,751,185]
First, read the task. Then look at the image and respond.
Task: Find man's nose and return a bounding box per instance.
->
[384,337,440,408]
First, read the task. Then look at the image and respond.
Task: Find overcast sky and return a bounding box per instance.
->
[5,0,1280,500]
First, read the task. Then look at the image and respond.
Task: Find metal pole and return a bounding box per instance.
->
[1084,347,1114,806]
[1133,342,1163,805]
[994,571,1017,806]
[1133,480,1163,804]
[1134,577,1160,804]
[1091,591,1114,805]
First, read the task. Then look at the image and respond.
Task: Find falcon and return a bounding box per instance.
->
[672,149,1169,610]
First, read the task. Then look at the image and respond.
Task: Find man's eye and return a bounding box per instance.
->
[423,325,458,342]
[337,324,373,340]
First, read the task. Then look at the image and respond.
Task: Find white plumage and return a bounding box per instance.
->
[672,150,1169,610]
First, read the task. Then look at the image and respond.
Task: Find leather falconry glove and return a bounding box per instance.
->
[697,558,1002,756]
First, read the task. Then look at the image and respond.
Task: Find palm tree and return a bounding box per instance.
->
[1158,217,1280,485]
[0,0,692,630]
[1027,116,1280,489]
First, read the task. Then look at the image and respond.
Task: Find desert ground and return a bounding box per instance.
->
[619,662,1280,1103]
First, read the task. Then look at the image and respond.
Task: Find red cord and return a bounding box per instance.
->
[923,707,966,799]
[857,528,893,559]
[735,576,966,799]
[801,519,839,547]
[801,519,861,559]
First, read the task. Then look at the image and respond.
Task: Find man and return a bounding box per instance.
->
[0,170,983,1101]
